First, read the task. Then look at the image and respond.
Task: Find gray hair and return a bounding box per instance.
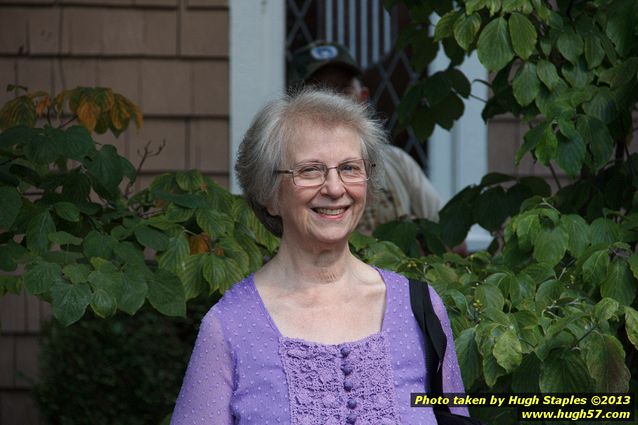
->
[235,88,388,237]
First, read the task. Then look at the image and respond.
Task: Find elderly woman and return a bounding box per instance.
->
[171,89,468,424]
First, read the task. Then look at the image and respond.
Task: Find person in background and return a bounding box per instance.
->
[290,41,442,234]
[170,89,469,424]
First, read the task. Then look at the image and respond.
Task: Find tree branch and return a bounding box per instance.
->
[124,139,167,197]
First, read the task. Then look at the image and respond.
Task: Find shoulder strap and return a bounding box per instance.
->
[409,278,450,412]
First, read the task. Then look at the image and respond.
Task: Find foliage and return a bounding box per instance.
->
[33,296,217,425]
[0,86,278,326]
[382,0,638,422]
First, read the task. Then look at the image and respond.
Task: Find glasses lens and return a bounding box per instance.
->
[293,163,326,187]
[338,159,369,183]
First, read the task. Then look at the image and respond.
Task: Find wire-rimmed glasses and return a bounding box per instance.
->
[276,159,375,187]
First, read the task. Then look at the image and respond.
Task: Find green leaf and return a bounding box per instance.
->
[147,269,186,317]
[508,13,537,60]
[557,27,583,64]
[175,170,205,192]
[583,88,616,124]
[59,126,96,160]
[483,353,507,387]
[512,354,541,392]
[83,230,115,260]
[628,252,638,280]
[534,125,558,167]
[134,225,169,251]
[434,10,461,41]
[503,0,532,13]
[90,288,117,318]
[594,297,619,323]
[582,249,609,286]
[119,267,148,315]
[561,214,590,257]
[516,121,547,164]
[431,93,465,129]
[446,68,471,98]
[455,327,481,388]
[584,35,605,69]
[176,253,207,301]
[216,237,250,273]
[605,0,637,57]
[26,210,56,254]
[439,199,474,247]
[22,126,63,164]
[24,261,63,295]
[0,275,22,295]
[577,115,613,172]
[562,58,594,88]
[512,62,540,107]
[474,186,509,231]
[0,186,21,231]
[476,283,505,311]
[157,233,189,274]
[84,144,123,193]
[195,209,234,238]
[48,231,82,246]
[62,263,91,284]
[590,217,621,244]
[50,282,92,326]
[540,349,593,392]
[555,122,586,177]
[535,279,564,309]
[52,202,80,222]
[153,191,211,209]
[202,254,226,293]
[536,60,561,90]
[453,13,481,50]
[601,260,636,306]
[583,333,630,393]
[411,107,436,140]
[624,306,638,351]
[493,329,522,373]
[423,72,452,106]
[477,17,514,71]
[373,221,420,257]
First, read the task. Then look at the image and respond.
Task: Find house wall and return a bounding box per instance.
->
[0,0,229,423]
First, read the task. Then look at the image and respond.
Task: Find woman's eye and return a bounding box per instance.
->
[340,163,361,173]
[297,165,323,175]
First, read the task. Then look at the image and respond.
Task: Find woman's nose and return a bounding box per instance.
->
[321,168,346,196]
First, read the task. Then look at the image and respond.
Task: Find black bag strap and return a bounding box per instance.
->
[409,278,451,414]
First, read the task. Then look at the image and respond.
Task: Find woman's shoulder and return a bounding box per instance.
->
[204,274,256,320]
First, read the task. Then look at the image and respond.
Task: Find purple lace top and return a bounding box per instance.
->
[171,269,469,425]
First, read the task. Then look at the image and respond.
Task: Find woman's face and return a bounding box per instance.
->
[274,122,367,250]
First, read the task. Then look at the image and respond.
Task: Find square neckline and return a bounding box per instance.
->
[248,267,390,347]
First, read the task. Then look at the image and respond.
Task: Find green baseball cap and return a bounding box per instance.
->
[289,41,361,85]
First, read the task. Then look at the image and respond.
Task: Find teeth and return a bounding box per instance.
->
[315,208,346,215]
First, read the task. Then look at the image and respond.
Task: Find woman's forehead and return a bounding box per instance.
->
[285,122,363,162]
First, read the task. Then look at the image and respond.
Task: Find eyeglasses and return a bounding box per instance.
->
[276,159,375,187]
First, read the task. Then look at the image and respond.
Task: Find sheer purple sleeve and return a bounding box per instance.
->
[429,286,471,417]
[171,310,234,425]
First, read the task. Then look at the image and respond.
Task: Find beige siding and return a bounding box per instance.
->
[0,0,229,423]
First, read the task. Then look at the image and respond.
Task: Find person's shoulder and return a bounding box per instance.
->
[376,268,408,287]
[204,274,255,320]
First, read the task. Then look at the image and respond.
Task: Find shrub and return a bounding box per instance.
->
[33,296,217,425]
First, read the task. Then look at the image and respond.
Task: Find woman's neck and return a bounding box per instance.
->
[264,238,357,288]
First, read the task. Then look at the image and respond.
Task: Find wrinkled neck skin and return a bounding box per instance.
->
[259,235,362,291]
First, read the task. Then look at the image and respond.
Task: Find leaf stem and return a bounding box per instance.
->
[548,162,562,190]
[59,114,78,129]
